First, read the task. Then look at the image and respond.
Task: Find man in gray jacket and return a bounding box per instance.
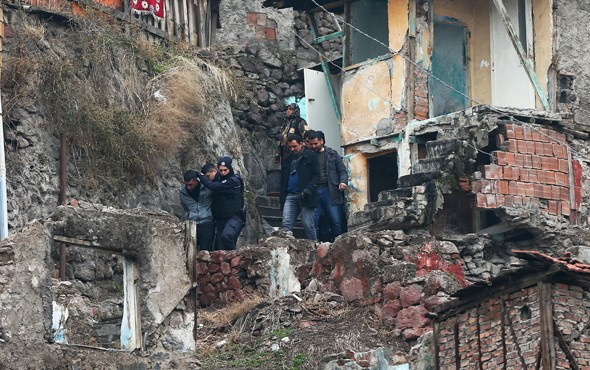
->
[306,130,348,241]
[179,168,216,251]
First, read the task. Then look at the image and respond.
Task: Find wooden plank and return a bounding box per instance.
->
[197,0,207,47]
[187,0,196,46]
[181,0,189,42]
[554,319,580,370]
[538,282,556,369]
[490,0,550,111]
[172,0,181,38]
[313,30,344,44]
[433,321,440,370]
[500,298,508,370]
[54,235,102,248]
[121,257,142,350]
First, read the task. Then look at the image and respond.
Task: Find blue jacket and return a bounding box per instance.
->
[179,184,213,224]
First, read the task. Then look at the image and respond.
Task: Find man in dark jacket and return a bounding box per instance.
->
[280,134,320,240]
[306,130,348,240]
[275,103,309,166]
[179,169,215,251]
[198,157,244,250]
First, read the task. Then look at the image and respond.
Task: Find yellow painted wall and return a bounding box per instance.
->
[433,0,492,105]
[389,0,409,52]
[533,0,553,108]
[341,59,394,146]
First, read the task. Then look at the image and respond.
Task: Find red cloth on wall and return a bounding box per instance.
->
[131,0,164,20]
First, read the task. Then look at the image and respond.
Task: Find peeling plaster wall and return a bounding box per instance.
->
[533,0,553,105]
[341,60,396,145]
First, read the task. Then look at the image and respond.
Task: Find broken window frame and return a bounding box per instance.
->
[344,0,391,68]
[52,236,142,351]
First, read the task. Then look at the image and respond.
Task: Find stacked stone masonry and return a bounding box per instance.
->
[472,123,582,218]
[196,250,244,307]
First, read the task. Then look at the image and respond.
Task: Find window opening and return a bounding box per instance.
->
[349,0,389,65]
[413,132,438,160]
[51,239,141,351]
[368,152,398,203]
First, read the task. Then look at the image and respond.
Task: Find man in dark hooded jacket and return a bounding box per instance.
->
[198,157,244,250]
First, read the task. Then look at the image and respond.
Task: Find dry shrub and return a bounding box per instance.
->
[2,13,46,119]
[144,57,236,154]
[198,295,263,329]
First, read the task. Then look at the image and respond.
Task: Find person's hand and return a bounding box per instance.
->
[338,183,348,190]
[301,188,312,198]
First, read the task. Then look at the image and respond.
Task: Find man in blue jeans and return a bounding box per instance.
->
[306,130,348,241]
[279,134,320,240]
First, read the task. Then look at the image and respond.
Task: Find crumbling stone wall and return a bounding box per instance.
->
[196,250,244,306]
[437,287,541,369]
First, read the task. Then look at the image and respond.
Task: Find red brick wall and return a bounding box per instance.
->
[414,69,429,121]
[472,123,575,218]
[437,287,541,369]
[553,283,590,369]
[246,11,277,41]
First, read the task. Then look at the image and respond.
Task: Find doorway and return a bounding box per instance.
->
[431,20,469,117]
[368,152,398,203]
[490,0,535,108]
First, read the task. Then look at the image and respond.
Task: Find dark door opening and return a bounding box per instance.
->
[368,152,398,203]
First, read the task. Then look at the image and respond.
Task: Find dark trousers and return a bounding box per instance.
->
[215,215,244,250]
[197,221,216,251]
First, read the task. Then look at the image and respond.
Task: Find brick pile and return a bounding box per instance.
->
[196,250,244,307]
[472,123,575,217]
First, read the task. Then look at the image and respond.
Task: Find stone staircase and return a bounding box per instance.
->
[256,195,306,239]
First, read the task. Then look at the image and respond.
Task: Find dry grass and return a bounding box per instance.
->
[198,295,263,329]
[143,56,236,155]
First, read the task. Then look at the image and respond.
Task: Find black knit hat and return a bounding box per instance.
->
[218,156,233,170]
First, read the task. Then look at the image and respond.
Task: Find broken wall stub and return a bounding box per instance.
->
[0,206,207,367]
[195,237,315,307]
[46,205,192,343]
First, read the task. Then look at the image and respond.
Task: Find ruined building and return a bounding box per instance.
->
[1,0,590,368]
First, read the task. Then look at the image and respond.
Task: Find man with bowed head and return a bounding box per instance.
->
[198,157,245,250]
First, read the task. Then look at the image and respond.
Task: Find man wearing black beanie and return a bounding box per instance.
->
[197,156,245,250]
